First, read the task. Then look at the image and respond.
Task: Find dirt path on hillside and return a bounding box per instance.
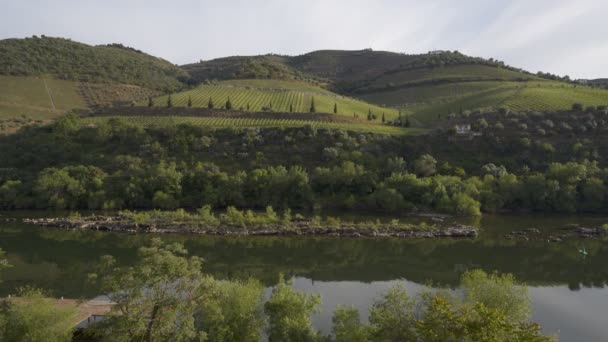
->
[43,78,56,110]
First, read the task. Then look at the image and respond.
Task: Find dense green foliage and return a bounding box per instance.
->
[2,113,608,215]
[0,36,187,91]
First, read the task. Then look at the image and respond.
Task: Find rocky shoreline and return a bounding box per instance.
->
[22,216,478,239]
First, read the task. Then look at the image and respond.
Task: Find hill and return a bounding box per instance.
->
[182,50,608,125]
[144,79,400,121]
[0,36,187,91]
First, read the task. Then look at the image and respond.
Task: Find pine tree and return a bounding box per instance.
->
[333,103,338,114]
[187,96,192,108]
[405,116,411,127]
[147,97,153,107]
[367,109,372,121]
[289,104,293,112]
[226,97,232,110]
[208,97,214,109]
[310,97,316,113]
[167,95,172,108]
[382,113,385,123]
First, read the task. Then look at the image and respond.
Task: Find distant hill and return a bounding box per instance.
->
[0,36,188,91]
[181,49,608,124]
[2,37,607,130]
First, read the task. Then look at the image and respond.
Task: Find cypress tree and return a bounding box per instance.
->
[290,104,293,113]
[382,113,385,123]
[226,97,232,110]
[147,96,153,107]
[310,97,316,113]
[333,103,338,114]
[367,109,372,121]
[167,95,172,108]
[187,96,192,108]
[208,97,214,109]
[247,103,250,111]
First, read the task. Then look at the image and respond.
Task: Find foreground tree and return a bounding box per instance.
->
[264,276,321,342]
[0,288,77,342]
[197,278,265,342]
[91,239,206,341]
[368,285,417,341]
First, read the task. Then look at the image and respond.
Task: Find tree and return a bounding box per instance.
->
[0,288,77,342]
[414,154,437,177]
[148,96,154,107]
[461,269,530,322]
[290,103,293,113]
[196,279,265,342]
[368,285,417,341]
[226,97,232,110]
[310,97,316,113]
[208,97,214,109]
[405,116,411,127]
[332,306,368,342]
[334,103,338,114]
[382,113,385,123]
[247,103,250,111]
[572,103,584,111]
[367,109,372,121]
[264,276,321,341]
[91,239,207,341]
[187,96,192,108]
[167,95,172,108]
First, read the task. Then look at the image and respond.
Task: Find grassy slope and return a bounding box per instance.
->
[0,75,85,119]
[145,79,400,120]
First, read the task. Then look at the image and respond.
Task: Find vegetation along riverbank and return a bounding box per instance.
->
[23,208,478,238]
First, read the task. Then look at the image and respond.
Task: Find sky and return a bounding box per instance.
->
[1,0,606,79]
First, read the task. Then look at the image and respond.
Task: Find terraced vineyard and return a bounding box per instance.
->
[142,79,399,120]
[82,115,423,135]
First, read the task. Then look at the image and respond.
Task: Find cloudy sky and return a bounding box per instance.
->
[1,0,606,79]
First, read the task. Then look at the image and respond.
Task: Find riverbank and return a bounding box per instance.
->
[23,213,478,239]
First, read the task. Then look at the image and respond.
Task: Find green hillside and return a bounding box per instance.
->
[0,36,187,91]
[145,79,399,120]
[182,49,608,125]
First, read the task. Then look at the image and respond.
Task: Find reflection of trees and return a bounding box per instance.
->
[1,222,608,298]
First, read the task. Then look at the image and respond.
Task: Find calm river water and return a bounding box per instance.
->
[1,212,607,341]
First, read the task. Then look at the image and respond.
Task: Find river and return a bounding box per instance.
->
[0,212,607,341]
